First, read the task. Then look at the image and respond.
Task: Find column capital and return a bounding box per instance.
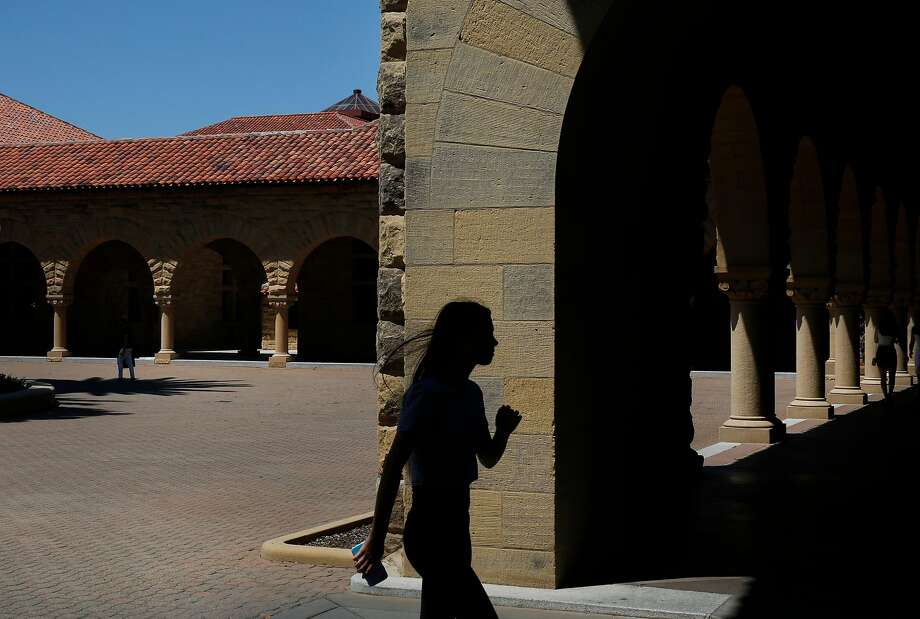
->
[47,293,73,307]
[153,293,176,307]
[267,295,297,310]
[717,275,769,301]
[785,277,830,306]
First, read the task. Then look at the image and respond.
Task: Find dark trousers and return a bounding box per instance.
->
[403,486,498,619]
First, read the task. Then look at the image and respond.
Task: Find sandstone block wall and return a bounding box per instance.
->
[173,246,223,350]
[394,0,615,588]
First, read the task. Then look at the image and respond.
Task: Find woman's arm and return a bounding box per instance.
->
[354,430,414,573]
[477,405,522,469]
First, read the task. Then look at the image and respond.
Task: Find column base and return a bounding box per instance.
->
[155,350,177,364]
[909,362,916,378]
[895,372,914,386]
[786,399,834,419]
[825,359,835,380]
[828,387,868,405]
[47,348,71,362]
[269,353,291,368]
[719,420,786,444]
[861,378,883,394]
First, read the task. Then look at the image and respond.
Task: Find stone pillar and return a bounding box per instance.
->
[718,277,785,443]
[47,296,71,361]
[825,304,837,379]
[154,295,177,364]
[862,303,884,394]
[268,297,292,368]
[893,305,914,386]
[909,308,917,377]
[829,294,869,405]
[378,0,408,543]
[787,286,834,419]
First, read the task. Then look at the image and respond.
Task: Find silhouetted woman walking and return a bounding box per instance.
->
[355,301,522,618]
[875,308,900,404]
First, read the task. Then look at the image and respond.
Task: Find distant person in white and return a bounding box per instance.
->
[117,320,136,381]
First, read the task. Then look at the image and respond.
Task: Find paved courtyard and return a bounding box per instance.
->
[0,359,882,617]
[0,359,377,618]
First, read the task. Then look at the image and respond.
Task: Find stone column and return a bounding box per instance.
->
[909,308,917,377]
[718,277,785,443]
[787,285,834,419]
[378,0,409,545]
[893,305,914,386]
[268,296,292,368]
[825,303,837,379]
[47,295,72,361]
[829,293,869,405]
[154,295,177,364]
[861,302,885,394]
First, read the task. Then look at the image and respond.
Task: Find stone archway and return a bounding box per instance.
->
[829,166,869,405]
[709,86,785,444]
[862,190,893,393]
[785,138,834,418]
[0,241,49,355]
[170,238,267,359]
[69,240,157,357]
[399,0,753,588]
[290,237,378,362]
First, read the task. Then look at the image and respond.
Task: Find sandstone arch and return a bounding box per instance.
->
[0,241,49,355]
[68,239,158,356]
[829,166,869,404]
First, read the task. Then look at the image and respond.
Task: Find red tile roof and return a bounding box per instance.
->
[183,111,371,136]
[0,124,378,192]
[1,93,101,145]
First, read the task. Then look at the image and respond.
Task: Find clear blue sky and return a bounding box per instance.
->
[1,0,379,139]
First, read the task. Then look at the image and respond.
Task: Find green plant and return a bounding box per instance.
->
[0,373,29,394]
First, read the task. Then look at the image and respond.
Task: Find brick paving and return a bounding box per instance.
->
[0,360,377,618]
[1,359,884,617]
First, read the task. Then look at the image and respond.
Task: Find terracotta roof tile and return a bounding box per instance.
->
[183,111,371,136]
[1,93,101,145]
[0,125,378,192]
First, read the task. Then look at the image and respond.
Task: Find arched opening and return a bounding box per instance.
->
[0,242,49,355]
[172,239,266,359]
[555,2,720,586]
[291,237,377,362]
[70,240,157,357]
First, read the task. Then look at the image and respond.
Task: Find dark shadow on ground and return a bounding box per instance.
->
[2,377,252,423]
[0,397,128,423]
[647,389,920,617]
[40,376,252,398]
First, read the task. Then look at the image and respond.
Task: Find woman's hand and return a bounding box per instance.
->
[353,535,380,574]
[495,404,522,436]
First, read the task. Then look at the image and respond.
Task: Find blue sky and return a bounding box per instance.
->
[1,1,379,139]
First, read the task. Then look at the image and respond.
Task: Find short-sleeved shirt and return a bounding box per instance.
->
[397,377,490,488]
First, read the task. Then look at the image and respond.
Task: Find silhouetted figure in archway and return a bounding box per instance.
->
[355,301,522,618]
[876,308,899,404]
